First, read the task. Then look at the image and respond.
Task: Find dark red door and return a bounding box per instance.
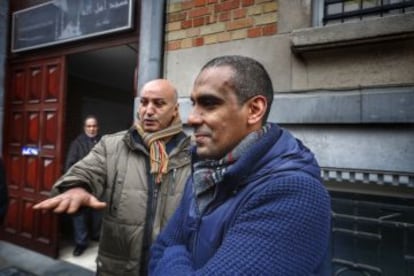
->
[0,57,66,258]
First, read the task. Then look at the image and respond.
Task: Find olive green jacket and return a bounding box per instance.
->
[52,128,191,275]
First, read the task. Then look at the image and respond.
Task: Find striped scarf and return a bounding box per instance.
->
[136,116,183,184]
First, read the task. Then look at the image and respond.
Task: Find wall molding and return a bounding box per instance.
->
[178,85,414,124]
[322,167,414,188]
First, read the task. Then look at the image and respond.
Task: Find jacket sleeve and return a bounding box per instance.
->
[51,137,108,198]
[150,176,331,276]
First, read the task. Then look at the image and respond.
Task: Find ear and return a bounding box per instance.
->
[173,103,179,118]
[246,95,267,125]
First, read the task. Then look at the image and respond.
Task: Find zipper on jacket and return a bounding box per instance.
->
[169,168,177,195]
[151,184,160,221]
[140,177,160,274]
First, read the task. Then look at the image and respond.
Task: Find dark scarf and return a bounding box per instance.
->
[193,124,270,212]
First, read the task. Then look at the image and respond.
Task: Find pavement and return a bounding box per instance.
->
[0,240,98,276]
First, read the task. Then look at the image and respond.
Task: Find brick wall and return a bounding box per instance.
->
[166,0,278,51]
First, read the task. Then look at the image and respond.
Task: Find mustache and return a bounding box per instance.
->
[136,112,157,121]
[142,117,157,121]
[193,127,212,136]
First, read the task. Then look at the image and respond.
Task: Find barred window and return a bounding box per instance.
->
[315,0,414,25]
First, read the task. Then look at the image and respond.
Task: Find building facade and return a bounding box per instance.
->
[1,0,413,274]
[162,1,414,274]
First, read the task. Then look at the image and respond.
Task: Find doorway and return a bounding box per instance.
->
[66,44,137,143]
[60,44,137,262]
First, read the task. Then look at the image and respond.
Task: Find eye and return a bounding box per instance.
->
[154,100,166,107]
[200,97,220,110]
[191,95,222,110]
[140,98,148,106]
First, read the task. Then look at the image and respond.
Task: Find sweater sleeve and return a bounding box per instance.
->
[150,176,331,276]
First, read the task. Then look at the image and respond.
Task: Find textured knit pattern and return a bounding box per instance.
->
[149,123,331,275]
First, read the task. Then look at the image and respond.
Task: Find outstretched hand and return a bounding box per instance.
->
[33,187,106,214]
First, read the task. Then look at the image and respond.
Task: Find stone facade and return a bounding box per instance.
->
[163,0,414,194]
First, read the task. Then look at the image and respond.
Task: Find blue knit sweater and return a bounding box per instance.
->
[149,124,331,275]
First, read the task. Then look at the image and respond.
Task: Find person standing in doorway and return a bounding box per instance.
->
[33,79,192,275]
[65,115,102,256]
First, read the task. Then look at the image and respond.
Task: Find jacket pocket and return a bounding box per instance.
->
[98,216,144,274]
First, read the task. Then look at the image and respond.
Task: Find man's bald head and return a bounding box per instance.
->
[138,79,179,132]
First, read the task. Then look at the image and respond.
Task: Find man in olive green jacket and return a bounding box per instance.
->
[34,79,191,276]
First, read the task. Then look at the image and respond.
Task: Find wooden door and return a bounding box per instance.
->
[0,57,66,258]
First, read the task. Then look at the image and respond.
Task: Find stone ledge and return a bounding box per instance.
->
[291,13,414,53]
[178,85,414,124]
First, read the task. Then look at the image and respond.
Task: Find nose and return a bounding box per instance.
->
[187,108,202,126]
[145,103,155,115]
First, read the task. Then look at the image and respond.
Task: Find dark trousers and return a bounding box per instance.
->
[72,207,102,246]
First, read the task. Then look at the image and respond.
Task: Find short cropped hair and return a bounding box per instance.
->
[200,55,274,123]
[83,115,99,126]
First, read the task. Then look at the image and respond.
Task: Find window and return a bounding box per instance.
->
[313,0,414,26]
[331,191,414,275]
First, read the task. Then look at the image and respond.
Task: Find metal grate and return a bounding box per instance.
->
[323,0,414,25]
[330,191,414,275]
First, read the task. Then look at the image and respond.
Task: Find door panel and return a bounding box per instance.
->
[1,57,66,258]
[28,66,42,103]
[10,69,25,103]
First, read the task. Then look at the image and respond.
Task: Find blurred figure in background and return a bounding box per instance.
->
[65,115,102,256]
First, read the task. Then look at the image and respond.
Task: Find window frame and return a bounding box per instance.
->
[313,0,414,26]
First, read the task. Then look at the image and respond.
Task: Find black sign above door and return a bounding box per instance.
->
[11,0,134,53]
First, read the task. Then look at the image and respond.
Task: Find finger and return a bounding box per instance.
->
[66,197,83,214]
[33,201,47,209]
[89,197,107,209]
[33,198,61,210]
[53,198,71,213]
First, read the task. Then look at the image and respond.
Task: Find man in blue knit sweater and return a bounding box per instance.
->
[149,55,331,275]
